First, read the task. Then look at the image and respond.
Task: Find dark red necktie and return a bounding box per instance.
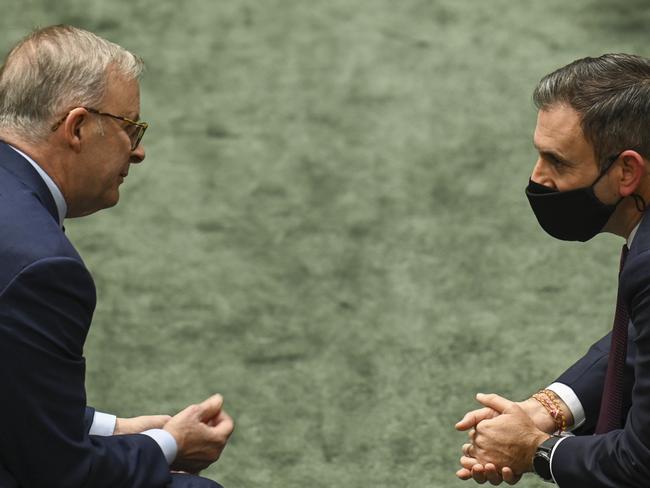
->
[595,244,630,434]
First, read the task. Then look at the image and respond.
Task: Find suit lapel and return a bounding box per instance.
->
[0,141,59,224]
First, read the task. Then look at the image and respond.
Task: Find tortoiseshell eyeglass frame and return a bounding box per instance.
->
[51,107,148,150]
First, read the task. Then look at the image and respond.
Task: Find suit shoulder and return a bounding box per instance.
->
[0,185,83,293]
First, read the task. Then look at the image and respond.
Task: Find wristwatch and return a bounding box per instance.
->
[533,435,563,482]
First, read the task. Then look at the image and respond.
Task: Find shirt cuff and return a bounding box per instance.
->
[89,411,117,436]
[549,435,571,485]
[547,382,586,430]
[141,429,178,464]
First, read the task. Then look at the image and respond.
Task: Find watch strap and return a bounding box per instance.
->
[533,435,563,482]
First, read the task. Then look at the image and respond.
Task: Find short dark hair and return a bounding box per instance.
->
[533,53,650,169]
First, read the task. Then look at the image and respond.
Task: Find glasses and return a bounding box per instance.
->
[51,107,148,151]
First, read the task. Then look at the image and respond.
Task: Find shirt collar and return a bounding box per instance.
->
[628,221,641,247]
[8,145,67,227]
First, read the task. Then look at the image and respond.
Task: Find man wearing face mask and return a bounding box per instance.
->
[455,54,650,487]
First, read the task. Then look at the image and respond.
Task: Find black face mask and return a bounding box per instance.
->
[525,159,621,242]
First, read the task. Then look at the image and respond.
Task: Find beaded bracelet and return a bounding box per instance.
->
[545,390,569,432]
[532,389,567,432]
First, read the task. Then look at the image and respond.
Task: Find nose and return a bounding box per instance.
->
[531,157,556,189]
[130,143,145,164]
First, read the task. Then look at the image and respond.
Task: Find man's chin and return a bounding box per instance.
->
[102,189,121,210]
[68,193,120,218]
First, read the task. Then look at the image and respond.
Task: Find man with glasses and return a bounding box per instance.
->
[0,25,233,487]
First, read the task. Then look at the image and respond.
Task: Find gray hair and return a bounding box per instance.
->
[0,25,144,143]
[533,53,650,169]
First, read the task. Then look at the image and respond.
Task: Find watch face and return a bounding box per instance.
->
[533,451,552,481]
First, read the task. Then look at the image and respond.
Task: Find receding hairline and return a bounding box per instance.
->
[0,24,145,144]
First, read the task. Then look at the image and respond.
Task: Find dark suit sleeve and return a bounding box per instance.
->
[84,406,96,433]
[551,251,650,487]
[0,257,171,487]
[555,327,636,435]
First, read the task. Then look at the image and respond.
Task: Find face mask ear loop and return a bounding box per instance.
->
[592,153,622,186]
[632,193,647,213]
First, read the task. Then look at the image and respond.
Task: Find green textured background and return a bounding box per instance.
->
[2,1,649,486]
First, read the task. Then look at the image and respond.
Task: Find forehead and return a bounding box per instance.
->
[533,104,596,162]
[534,104,582,146]
[102,70,141,118]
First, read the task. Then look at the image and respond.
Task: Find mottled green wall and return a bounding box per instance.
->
[2,1,647,486]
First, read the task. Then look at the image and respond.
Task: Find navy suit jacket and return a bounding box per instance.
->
[551,213,650,486]
[0,142,171,487]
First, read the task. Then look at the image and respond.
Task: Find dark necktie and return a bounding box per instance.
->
[595,244,630,434]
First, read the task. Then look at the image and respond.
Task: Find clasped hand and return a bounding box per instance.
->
[114,393,234,475]
[455,393,550,485]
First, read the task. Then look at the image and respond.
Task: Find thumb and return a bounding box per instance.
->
[198,393,224,422]
[142,414,172,429]
[455,407,498,431]
[475,393,516,414]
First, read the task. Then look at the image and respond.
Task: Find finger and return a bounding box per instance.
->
[456,407,499,430]
[457,468,473,480]
[462,443,471,457]
[460,456,480,470]
[484,463,502,485]
[206,409,231,426]
[198,394,224,422]
[209,411,235,439]
[502,467,522,485]
[471,464,487,484]
[475,393,515,415]
[468,428,476,442]
[211,409,233,425]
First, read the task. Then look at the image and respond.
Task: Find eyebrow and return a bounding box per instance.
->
[119,108,140,121]
[533,140,576,167]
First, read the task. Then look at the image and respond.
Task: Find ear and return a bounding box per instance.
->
[60,107,90,153]
[617,150,646,197]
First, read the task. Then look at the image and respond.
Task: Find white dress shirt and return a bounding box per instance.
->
[8,145,177,464]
